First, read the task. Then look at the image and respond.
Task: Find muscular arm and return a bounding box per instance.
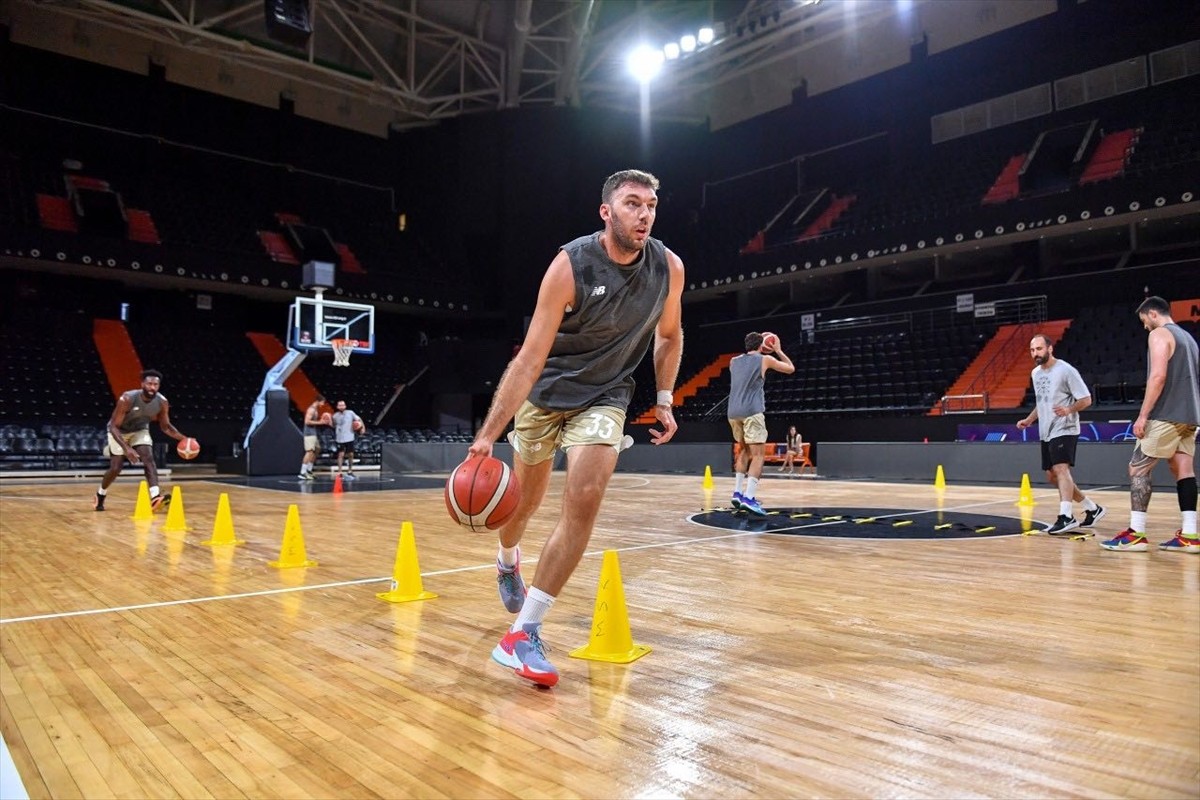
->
[469,251,574,456]
[764,349,795,376]
[648,250,686,445]
[156,400,186,442]
[1137,328,1173,430]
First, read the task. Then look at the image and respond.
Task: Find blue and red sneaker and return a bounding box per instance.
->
[1158,531,1200,553]
[497,556,527,613]
[1099,529,1148,552]
[492,623,558,687]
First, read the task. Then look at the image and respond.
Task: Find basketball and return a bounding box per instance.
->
[760,332,780,352]
[445,455,521,532]
[352,419,364,432]
[321,412,332,425]
[177,437,201,460]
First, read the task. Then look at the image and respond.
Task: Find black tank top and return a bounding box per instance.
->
[529,232,670,411]
[118,390,165,433]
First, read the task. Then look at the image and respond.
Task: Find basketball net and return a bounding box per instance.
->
[331,338,357,367]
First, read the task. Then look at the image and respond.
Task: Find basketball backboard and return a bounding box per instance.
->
[290,295,375,353]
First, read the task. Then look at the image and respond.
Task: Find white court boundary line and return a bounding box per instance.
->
[0,487,1120,626]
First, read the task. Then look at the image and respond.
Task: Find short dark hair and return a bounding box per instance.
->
[1136,296,1170,316]
[744,332,764,351]
[1031,334,1053,348]
[141,369,163,381]
[601,169,660,205]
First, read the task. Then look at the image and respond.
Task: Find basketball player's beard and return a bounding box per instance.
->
[609,219,648,255]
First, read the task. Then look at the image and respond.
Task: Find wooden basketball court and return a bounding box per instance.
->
[1,470,1197,798]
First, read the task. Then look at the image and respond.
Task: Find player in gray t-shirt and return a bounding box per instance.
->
[1016,334,1104,535]
[331,400,364,478]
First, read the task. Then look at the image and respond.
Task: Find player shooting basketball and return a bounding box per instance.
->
[467,168,685,687]
[94,369,192,512]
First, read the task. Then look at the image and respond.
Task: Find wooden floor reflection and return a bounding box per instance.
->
[1,471,1197,798]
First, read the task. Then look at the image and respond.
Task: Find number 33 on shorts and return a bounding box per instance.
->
[563,407,625,448]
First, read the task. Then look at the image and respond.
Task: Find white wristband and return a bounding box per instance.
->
[656,390,673,407]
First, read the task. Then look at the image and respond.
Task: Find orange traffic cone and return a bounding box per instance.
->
[333,473,344,494]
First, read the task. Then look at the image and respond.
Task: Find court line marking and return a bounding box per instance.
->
[0,486,1121,626]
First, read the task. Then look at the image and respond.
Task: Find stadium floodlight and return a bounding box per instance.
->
[680,34,697,52]
[698,26,714,45]
[664,42,681,60]
[627,45,664,82]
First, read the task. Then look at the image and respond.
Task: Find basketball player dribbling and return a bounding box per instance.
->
[467,169,685,687]
[94,369,192,512]
[298,396,331,480]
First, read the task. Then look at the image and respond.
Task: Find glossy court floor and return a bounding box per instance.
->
[1,467,1197,799]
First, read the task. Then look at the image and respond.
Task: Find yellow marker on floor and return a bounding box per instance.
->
[893,520,913,527]
[853,517,877,524]
[975,526,996,533]
[934,523,953,530]
[822,515,843,521]
[790,513,812,519]
[1021,529,1040,536]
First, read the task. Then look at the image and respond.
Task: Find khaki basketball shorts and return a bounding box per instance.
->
[1136,419,1198,459]
[304,435,321,453]
[510,401,627,465]
[104,429,152,457]
[729,413,768,445]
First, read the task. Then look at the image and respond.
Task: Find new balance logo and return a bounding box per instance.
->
[591,285,607,297]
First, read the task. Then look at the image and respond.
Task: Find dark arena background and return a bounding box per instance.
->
[1,1,1198,798]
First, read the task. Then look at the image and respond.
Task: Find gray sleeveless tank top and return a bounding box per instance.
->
[727,352,765,419]
[528,232,670,411]
[1149,323,1200,425]
[119,390,165,432]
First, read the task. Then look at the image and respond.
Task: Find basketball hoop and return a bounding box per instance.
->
[331,338,357,367]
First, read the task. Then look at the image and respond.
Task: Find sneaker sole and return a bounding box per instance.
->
[490,646,558,687]
[1099,542,1148,552]
[1159,543,1200,553]
[1047,525,1081,536]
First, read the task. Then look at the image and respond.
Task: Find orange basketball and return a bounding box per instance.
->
[760,332,779,352]
[445,455,521,532]
[352,419,364,432]
[320,412,332,425]
[177,437,201,460]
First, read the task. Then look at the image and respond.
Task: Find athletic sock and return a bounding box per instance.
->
[1081,497,1097,511]
[1182,511,1197,538]
[498,545,519,570]
[1130,510,1147,533]
[746,476,760,499]
[149,486,161,499]
[734,472,746,495]
[512,587,554,631]
[96,487,107,496]
[1059,501,1072,517]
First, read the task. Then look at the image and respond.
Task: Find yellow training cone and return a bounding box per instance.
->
[376,521,437,603]
[131,480,153,521]
[1016,473,1036,506]
[934,464,946,490]
[270,504,318,568]
[570,550,651,664]
[162,486,190,532]
[702,465,714,490]
[202,493,245,546]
